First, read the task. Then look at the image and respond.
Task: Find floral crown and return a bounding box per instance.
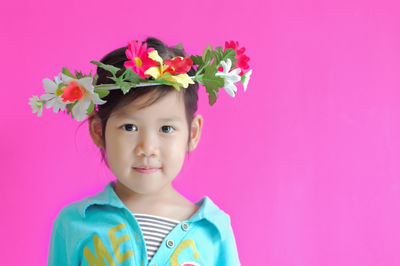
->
[29,40,252,121]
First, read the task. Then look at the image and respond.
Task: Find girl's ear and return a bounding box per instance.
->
[188,114,204,152]
[88,112,105,149]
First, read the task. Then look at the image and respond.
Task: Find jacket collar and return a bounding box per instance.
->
[78,181,229,240]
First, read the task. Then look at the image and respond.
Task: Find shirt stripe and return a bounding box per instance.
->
[133,213,179,262]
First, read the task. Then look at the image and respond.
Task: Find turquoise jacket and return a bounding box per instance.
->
[48,181,241,265]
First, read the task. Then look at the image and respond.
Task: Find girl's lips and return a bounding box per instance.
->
[133,168,160,174]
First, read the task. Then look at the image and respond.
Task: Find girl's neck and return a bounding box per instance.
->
[113,180,178,204]
[113,180,198,221]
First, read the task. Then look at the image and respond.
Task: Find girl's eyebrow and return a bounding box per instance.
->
[116,111,183,122]
[158,116,183,122]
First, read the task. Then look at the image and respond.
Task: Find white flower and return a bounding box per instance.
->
[215,58,241,97]
[28,95,44,117]
[40,74,68,113]
[241,69,252,91]
[61,73,106,121]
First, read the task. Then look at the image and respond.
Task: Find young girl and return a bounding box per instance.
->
[30,37,251,266]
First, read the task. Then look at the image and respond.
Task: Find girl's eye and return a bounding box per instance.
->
[161,125,175,133]
[122,124,137,132]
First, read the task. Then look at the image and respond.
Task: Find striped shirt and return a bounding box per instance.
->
[133,213,180,262]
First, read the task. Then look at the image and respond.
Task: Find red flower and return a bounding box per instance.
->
[61,81,84,103]
[164,57,193,75]
[236,53,250,71]
[225,40,246,55]
[224,40,250,75]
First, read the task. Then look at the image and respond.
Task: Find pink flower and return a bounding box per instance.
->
[225,40,246,55]
[224,40,250,75]
[124,40,158,79]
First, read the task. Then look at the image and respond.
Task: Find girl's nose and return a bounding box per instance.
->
[134,132,159,158]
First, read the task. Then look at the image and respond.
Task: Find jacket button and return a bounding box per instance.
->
[166,239,174,248]
[181,222,189,231]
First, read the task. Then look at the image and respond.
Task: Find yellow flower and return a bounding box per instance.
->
[167,74,194,89]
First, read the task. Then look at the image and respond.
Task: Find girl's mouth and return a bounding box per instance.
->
[133,168,160,174]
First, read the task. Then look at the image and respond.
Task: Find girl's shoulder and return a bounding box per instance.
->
[187,196,235,240]
[51,198,88,228]
[51,184,115,227]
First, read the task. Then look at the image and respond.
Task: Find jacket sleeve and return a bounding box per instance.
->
[47,215,70,266]
[216,217,241,266]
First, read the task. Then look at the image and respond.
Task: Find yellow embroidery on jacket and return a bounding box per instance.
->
[83,234,115,266]
[108,222,134,262]
[83,222,134,265]
[169,239,199,266]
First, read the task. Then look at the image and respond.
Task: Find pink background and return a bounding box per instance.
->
[1,0,399,265]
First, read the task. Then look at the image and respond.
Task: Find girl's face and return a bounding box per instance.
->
[103,90,192,196]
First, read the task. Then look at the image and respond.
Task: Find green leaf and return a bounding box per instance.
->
[170,83,181,91]
[223,48,237,64]
[92,73,98,85]
[117,81,132,94]
[202,45,213,62]
[196,65,224,106]
[90,60,120,77]
[212,46,224,65]
[202,65,225,89]
[108,76,120,83]
[160,72,172,78]
[174,43,184,51]
[152,78,179,90]
[151,78,183,91]
[87,102,95,115]
[191,55,204,67]
[214,47,237,67]
[62,67,76,79]
[75,70,84,79]
[204,48,214,65]
[124,68,142,83]
[66,101,77,115]
[95,84,116,89]
[94,89,110,98]
[208,92,217,106]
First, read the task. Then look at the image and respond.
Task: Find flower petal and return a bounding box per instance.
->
[72,95,91,121]
[164,57,193,74]
[223,82,237,97]
[144,67,162,79]
[61,73,75,84]
[78,77,95,93]
[148,50,163,64]
[167,74,195,88]
[43,78,57,92]
[40,93,54,101]
[241,69,252,91]
[90,91,107,105]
